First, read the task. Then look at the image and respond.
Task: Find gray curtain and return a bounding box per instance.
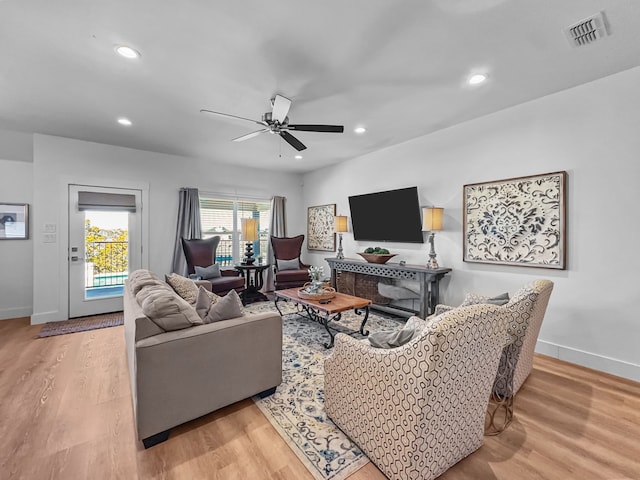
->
[171,188,202,275]
[264,196,286,292]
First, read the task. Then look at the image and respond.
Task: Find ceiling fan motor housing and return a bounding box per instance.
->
[262,111,289,126]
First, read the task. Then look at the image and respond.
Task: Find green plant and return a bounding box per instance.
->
[364,247,390,255]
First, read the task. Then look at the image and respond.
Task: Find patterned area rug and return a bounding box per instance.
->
[245,301,404,480]
[38,311,124,337]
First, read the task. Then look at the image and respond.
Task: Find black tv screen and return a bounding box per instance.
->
[348,187,424,243]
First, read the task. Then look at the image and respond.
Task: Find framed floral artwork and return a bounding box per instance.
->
[463,171,567,269]
[307,204,336,251]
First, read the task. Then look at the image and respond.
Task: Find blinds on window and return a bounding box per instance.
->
[199,195,271,265]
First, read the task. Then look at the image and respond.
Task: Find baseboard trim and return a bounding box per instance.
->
[30,311,64,325]
[536,340,640,382]
[0,306,33,321]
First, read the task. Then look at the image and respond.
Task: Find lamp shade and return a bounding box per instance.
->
[422,207,444,231]
[334,215,348,233]
[241,218,259,241]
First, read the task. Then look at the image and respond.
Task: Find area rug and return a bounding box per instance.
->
[245,301,404,480]
[38,311,124,338]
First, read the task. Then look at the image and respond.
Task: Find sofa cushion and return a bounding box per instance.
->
[195,264,221,279]
[139,286,203,331]
[207,275,245,293]
[277,257,300,271]
[129,269,165,295]
[275,269,310,282]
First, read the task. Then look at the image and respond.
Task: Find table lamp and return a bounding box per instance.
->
[241,218,259,265]
[334,215,348,259]
[422,207,443,269]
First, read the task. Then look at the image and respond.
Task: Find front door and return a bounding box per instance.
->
[68,185,142,318]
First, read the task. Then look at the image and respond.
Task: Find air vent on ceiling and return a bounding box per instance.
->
[564,11,609,47]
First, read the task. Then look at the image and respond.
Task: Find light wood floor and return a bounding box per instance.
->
[1,317,638,480]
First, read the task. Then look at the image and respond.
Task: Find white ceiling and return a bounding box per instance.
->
[1,0,640,173]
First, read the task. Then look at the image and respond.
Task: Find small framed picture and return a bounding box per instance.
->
[0,203,29,240]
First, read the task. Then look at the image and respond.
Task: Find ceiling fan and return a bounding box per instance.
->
[200,94,344,151]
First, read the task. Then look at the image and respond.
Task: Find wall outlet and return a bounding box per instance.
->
[43,223,56,233]
[43,233,57,243]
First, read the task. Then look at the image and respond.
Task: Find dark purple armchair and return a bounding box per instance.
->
[270,235,311,290]
[181,237,245,297]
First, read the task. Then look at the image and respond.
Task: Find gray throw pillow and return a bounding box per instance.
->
[195,264,221,279]
[277,258,300,271]
[194,286,219,319]
[203,289,243,323]
[461,292,510,307]
[368,317,423,349]
[486,292,510,305]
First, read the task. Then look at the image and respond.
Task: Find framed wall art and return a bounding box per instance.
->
[0,203,29,240]
[307,204,336,251]
[463,171,566,269]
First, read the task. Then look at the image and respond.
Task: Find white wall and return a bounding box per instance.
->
[32,135,304,324]
[303,66,640,381]
[0,159,33,320]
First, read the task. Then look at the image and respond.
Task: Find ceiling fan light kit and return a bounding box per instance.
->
[201,94,344,152]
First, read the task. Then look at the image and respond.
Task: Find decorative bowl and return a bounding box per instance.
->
[357,253,397,264]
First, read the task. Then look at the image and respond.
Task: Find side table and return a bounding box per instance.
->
[234,264,270,304]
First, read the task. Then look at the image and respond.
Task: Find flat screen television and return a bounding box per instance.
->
[348,186,424,243]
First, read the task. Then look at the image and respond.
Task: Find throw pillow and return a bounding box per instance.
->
[368,316,423,349]
[166,273,199,304]
[195,264,221,279]
[277,258,300,271]
[140,288,204,331]
[194,285,220,319]
[203,289,243,323]
[460,292,510,307]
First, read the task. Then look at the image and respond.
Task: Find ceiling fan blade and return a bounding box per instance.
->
[280,131,307,151]
[287,124,344,133]
[200,109,266,126]
[271,95,291,124]
[232,129,269,142]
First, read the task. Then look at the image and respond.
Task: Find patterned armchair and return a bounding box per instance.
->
[434,279,554,396]
[324,304,512,480]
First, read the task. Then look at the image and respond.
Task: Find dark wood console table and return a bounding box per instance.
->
[325,257,451,318]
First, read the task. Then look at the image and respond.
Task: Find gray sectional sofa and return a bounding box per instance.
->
[123,269,282,447]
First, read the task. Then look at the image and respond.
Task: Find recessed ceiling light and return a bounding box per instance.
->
[295,155,303,160]
[468,73,487,85]
[117,117,132,126]
[115,45,141,59]
[354,126,367,134]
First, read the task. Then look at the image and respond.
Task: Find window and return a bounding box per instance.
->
[199,195,271,266]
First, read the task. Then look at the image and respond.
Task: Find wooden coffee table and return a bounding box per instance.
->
[274,287,372,348]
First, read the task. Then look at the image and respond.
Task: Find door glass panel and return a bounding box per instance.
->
[84,210,129,299]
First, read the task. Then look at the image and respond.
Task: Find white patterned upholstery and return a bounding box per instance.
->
[496,279,553,395]
[434,279,554,396]
[324,304,512,480]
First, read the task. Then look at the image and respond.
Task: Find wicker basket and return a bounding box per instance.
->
[297,284,336,301]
